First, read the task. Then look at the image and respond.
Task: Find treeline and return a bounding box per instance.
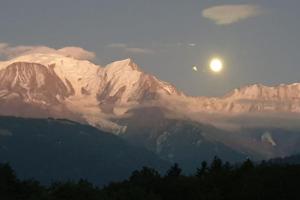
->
[1,157,300,200]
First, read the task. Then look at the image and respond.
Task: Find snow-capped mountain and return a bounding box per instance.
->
[0,54,183,132]
[191,83,300,113]
[1,53,300,164]
[98,58,182,115]
[2,53,300,128]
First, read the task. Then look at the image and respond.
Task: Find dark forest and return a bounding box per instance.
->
[1,157,300,200]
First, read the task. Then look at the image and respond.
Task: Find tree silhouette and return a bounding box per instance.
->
[1,159,300,200]
[196,161,208,178]
[0,163,18,199]
[210,156,223,173]
[166,163,182,178]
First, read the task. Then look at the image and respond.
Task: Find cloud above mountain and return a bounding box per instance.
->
[107,43,154,54]
[202,4,262,25]
[0,43,96,60]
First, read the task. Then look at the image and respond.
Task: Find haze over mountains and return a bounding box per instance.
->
[1,53,300,174]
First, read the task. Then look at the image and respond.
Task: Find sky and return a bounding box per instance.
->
[0,0,300,96]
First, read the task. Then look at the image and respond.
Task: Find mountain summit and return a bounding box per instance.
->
[2,53,300,165]
[1,53,300,130]
[0,54,183,132]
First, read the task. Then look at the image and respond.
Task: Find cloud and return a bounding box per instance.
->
[188,43,196,47]
[107,43,127,48]
[125,47,154,54]
[0,43,96,60]
[0,43,9,50]
[202,4,262,25]
[107,43,154,54]
[57,47,96,60]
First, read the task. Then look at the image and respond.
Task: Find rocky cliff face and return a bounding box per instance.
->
[0,62,73,103]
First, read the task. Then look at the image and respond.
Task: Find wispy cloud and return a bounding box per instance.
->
[0,43,96,60]
[107,43,127,48]
[202,4,262,25]
[56,47,96,60]
[125,47,154,54]
[107,43,154,54]
[188,43,196,47]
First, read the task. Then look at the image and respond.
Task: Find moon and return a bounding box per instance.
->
[209,58,223,73]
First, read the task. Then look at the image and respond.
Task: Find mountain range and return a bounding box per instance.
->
[1,53,300,176]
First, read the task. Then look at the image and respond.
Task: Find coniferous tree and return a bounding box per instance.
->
[166,163,182,178]
[1,158,300,200]
[210,156,223,173]
[240,159,254,171]
[196,161,208,178]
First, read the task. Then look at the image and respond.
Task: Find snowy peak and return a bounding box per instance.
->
[97,58,182,114]
[103,58,142,85]
[105,58,140,73]
[0,54,183,112]
[224,83,300,101]
[0,54,185,132]
[0,53,103,96]
[190,83,300,114]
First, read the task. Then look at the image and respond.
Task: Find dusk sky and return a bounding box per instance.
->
[1,0,300,96]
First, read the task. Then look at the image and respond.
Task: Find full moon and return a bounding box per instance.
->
[209,58,223,73]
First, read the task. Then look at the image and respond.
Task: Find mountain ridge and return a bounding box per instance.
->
[1,53,300,164]
[2,53,300,130]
